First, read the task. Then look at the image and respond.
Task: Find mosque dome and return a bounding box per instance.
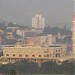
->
[26,38,36,46]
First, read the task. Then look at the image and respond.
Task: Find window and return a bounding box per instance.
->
[12,54,15,56]
[58,53,60,57]
[56,50,57,52]
[44,51,47,53]
[6,54,9,56]
[58,49,60,52]
[19,54,22,57]
[55,54,58,57]
[38,55,42,57]
[56,49,60,52]
[47,54,49,57]
[32,54,35,57]
[25,54,28,57]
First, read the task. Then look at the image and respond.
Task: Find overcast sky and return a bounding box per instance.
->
[0,0,74,26]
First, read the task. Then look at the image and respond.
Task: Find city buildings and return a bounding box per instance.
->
[0,14,73,64]
[32,14,45,29]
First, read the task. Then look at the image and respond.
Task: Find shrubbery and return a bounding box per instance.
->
[0,59,74,74]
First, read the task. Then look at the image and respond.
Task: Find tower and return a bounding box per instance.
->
[72,0,75,59]
[72,15,75,58]
[32,14,45,29]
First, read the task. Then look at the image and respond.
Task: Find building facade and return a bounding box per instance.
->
[32,14,45,29]
[0,43,67,64]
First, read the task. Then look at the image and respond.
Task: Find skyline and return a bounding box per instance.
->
[0,0,74,27]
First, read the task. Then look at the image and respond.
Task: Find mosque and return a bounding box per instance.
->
[0,37,68,64]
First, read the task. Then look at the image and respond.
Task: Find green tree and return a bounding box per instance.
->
[8,69,16,75]
[40,61,59,74]
[61,60,75,74]
[0,63,15,74]
[14,60,39,74]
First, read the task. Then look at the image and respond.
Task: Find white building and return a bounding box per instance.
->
[32,14,45,29]
[16,28,25,38]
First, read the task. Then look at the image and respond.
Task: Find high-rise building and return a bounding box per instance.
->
[72,15,75,58]
[32,14,45,29]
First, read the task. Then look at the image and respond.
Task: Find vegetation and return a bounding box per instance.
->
[8,69,16,75]
[43,26,71,35]
[0,59,74,74]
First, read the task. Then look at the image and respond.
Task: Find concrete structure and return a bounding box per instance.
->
[72,15,75,59]
[32,14,45,29]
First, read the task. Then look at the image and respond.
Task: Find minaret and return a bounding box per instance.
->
[72,15,75,59]
[72,0,75,59]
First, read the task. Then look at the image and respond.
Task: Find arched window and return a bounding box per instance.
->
[38,55,42,57]
[6,54,9,56]
[12,54,15,56]
[19,54,22,57]
[32,54,35,57]
[25,54,28,57]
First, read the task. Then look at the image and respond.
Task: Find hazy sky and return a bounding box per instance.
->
[0,0,74,26]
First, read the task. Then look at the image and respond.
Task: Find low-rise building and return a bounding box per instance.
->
[0,42,67,64]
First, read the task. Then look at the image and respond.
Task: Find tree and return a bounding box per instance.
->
[8,69,16,75]
[63,36,72,44]
[61,60,75,74]
[14,60,39,74]
[0,63,15,74]
[27,62,39,74]
[40,61,59,74]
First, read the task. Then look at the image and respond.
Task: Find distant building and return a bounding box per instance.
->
[6,27,20,32]
[16,28,25,37]
[37,34,56,46]
[6,29,14,39]
[32,14,45,29]
[0,29,4,34]
[47,34,56,45]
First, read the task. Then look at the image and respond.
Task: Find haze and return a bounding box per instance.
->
[0,0,74,26]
